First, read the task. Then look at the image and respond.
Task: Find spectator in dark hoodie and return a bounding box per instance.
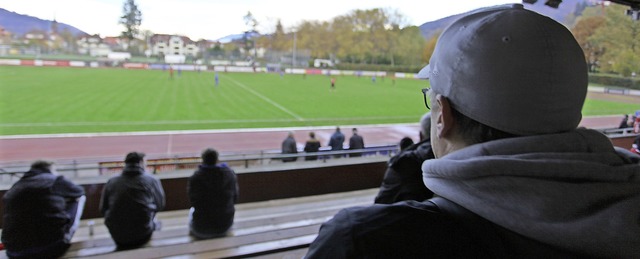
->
[188,148,239,239]
[100,152,165,250]
[2,160,85,259]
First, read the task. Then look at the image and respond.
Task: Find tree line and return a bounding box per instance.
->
[119,0,637,76]
[571,4,639,77]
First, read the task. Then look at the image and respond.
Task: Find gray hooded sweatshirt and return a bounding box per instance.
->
[422,128,640,258]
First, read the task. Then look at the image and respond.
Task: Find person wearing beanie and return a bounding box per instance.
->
[2,160,85,259]
[306,4,640,258]
[100,151,165,250]
[187,148,239,239]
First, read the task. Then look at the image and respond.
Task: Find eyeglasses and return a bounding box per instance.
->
[421,88,430,110]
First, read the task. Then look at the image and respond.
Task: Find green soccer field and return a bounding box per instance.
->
[0,66,428,135]
[0,66,638,136]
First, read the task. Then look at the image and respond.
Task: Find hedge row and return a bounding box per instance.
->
[335,63,425,73]
[588,73,640,90]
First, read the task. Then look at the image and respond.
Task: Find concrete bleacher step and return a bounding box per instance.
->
[243,247,309,259]
[169,234,317,259]
[75,225,319,258]
[60,188,378,258]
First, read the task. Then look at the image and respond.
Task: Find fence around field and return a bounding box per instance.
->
[0,145,399,187]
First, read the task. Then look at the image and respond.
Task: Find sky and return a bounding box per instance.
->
[1,0,515,40]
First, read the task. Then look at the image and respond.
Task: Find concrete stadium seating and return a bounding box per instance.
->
[0,188,377,259]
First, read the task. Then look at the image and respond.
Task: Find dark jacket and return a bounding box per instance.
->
[100,165,165,245]
[305,199,598,259]
[281,136,298,162]
[307,129,640,258]
[2,169,84,255]
[188,163,238,235]
[348,134,365,157]
[374,140,435,204]
[303,139,321,160]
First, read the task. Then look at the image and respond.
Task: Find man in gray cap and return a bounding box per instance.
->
[306,4,640,258]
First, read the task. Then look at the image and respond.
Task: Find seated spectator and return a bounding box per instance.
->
[303,132,321,160]
[398,137,414,151]
[619,114,630,128]
[328,127,345,158]
[306,4,640,258]
[188,148,239,239]
[632,135,640,154]
[2,160,85,259]
[348,128,365,157]
[374,113,435,204]
[281,131,298,162]
[100,152,165,250]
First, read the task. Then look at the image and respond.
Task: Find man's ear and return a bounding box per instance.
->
[435,95,455,139]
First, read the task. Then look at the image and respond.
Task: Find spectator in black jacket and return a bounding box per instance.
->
[100,152,165,250]
[374,112,435,204]
[303,132,321,161]
[188,148,239,239]
[2,160,85,259]
[348,128,365,157]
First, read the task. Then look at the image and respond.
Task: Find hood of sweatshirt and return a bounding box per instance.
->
[422,128,640,258]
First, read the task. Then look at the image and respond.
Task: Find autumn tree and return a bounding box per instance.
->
[587,4,640,76]
[270,19,289,52]
[572,15,605,72]
[258,7,426,68]
[243,11,258,58]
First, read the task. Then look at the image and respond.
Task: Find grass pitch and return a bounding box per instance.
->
[0,66,427,135]
[0,66,638,136]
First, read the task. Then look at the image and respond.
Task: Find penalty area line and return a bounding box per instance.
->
[224,76,305,121]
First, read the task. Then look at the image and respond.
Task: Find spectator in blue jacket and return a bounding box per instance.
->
[328,127,345,158]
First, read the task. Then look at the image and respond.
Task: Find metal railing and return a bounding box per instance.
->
[0,145,399,185]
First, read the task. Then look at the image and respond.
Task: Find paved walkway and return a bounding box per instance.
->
[0,115,623,163]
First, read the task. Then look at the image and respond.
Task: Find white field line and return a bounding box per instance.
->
[167,133,173,154]
[0,122,421,139]
[224,75,305,121]
[0,116,419,127]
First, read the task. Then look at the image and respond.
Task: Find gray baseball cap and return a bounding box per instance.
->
[418,4,588,135]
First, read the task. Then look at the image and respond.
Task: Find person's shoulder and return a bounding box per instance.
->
[315,201,474,258]
[333,200,440,226]
[218,165,236,175]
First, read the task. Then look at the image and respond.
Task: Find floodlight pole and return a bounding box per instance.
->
[292,31,297,68]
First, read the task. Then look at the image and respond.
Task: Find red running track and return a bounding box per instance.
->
[0,115,623,163]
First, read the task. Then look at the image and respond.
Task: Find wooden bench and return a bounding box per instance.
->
[53,188,377,258]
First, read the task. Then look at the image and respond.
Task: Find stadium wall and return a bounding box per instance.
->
[0,58,421,79]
